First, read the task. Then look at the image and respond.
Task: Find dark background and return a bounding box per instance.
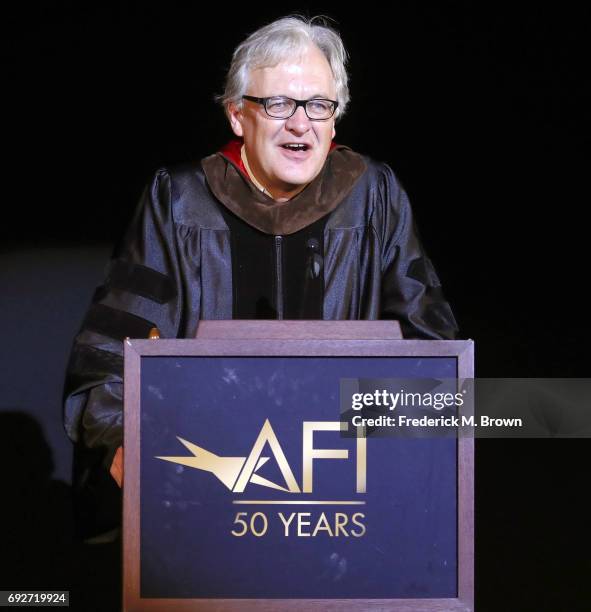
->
[1,3,589,610]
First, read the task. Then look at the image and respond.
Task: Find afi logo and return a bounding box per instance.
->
[157,419,366,493]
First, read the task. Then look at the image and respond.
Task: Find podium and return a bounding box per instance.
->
[123,321,474,611]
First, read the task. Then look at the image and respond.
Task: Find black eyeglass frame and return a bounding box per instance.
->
[242,95,339,120]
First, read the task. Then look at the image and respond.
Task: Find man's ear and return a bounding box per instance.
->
[227,102,244,137]
[332,124,336,139]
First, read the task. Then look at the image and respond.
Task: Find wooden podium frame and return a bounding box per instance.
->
[123,321,474,611]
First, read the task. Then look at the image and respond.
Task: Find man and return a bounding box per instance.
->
[63,15,458,539]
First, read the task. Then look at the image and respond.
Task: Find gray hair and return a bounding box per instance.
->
[214,15,350,122]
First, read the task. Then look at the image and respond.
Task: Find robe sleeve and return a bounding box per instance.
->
[62,168,182,474]
[377,164,459,340]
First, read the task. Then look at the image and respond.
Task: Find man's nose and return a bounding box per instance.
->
[285,105,311,134]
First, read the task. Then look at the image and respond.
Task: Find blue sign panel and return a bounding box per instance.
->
[140,356,457,598]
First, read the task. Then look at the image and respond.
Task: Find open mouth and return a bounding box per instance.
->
[280,143,311,152]
[279,143,312,159]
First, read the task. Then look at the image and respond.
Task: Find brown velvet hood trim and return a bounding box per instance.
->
[201,144,367,235]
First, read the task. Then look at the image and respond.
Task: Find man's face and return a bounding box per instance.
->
[228,44,337,201]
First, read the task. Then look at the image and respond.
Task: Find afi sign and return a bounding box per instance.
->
[157,419,367,494]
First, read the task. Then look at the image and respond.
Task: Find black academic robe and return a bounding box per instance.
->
[63,147,458,538]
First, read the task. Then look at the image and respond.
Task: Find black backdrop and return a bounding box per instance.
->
[2,4,589,610]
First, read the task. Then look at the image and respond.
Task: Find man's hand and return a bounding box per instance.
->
[110,446,123,487]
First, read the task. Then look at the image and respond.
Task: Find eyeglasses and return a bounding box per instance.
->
[242,95,338,120]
